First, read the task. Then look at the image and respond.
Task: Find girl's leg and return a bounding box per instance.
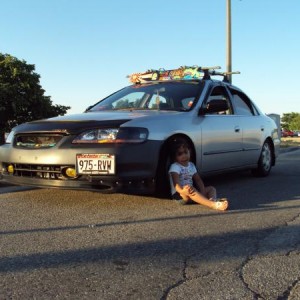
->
[189,190,228,211]
[205,186,217,200]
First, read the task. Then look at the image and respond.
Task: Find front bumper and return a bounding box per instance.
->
[0,173,156,194]
[0,140,162,194]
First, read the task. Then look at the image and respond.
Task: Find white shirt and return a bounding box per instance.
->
[168,162,197,195]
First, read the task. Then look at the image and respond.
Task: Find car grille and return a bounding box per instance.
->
[14,134,64,149]
[3,163,72,180]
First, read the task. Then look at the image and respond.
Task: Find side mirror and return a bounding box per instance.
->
[199,99,229,115]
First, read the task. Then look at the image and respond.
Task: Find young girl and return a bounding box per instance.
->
[168,140,229,211]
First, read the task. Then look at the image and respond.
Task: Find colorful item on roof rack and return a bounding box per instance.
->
[128,65,221,84]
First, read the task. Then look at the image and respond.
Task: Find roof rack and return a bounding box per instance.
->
[209,70,241,83]
[128,66,240,84]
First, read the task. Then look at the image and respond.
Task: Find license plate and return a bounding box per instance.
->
[76,154,115,175]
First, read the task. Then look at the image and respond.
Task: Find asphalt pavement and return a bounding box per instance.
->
[0,147,299,299]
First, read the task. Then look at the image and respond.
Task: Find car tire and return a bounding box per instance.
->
[155,143,172,198]
[252,140,273,177]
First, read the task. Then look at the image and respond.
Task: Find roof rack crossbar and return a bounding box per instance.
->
[209,70,241,82]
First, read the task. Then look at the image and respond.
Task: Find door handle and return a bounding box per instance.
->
[234,126,240,132]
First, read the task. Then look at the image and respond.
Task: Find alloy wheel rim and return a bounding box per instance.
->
[262,143,271,171]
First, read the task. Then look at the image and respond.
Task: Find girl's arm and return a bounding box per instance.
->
[192,173,206,194]
[170,172,190,196]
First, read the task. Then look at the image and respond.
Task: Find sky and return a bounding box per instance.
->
[1,0,299,116]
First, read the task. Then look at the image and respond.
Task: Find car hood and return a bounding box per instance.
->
[12,110,178,134]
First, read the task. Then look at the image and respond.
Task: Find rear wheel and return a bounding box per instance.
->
[252,140,273,177]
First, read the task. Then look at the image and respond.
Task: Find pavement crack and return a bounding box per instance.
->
[161,254,190,300]
[239,256,263,299]
[241,213,300,300]
[278,278,299,300]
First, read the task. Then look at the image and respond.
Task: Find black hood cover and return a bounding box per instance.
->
[13,119,130,135]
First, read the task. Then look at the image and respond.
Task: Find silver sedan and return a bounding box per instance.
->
[0,74,280,196]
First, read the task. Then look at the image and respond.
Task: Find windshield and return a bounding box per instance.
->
[88,81,203,112]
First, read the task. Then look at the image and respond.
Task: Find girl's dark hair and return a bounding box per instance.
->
[169,138,190,162]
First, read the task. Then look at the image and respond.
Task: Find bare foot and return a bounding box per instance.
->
[213,198,229,211]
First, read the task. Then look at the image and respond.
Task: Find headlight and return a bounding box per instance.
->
[5,130,15,144]
[72,127,148,144]
[73,128,118,143]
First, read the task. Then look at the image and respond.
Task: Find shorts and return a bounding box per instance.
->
[172,192,188,205]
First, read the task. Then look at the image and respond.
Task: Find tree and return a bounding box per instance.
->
[281,112,300,131]
[0,53,70,144]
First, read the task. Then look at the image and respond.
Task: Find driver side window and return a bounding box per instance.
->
[206,86,233,115]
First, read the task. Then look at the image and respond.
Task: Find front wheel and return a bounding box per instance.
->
[252,141,273,177]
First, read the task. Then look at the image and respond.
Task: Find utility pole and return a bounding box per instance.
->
[226,0,232,83]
